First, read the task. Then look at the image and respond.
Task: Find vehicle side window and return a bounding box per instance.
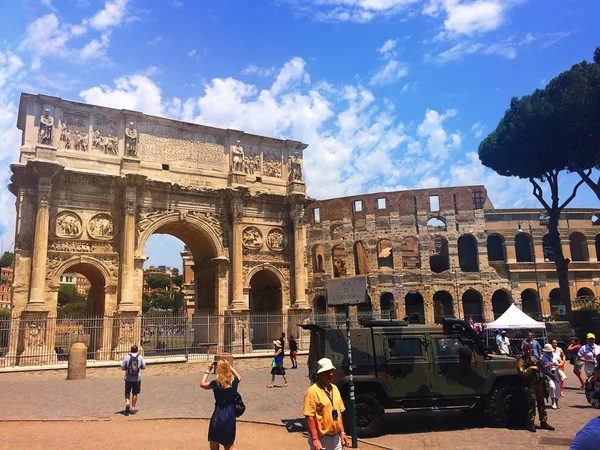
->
[435,338,462,358]
[387,338,424,358]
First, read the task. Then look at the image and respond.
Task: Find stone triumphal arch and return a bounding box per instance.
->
[7,93,310,363]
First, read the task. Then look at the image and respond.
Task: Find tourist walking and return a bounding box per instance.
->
[568,337,585,388]
[289,335,298,369]
[496,330,511,356]
[522,332,542,358]
[517,343,555,432]
[120,345,146,415]
[541,344,561,409]
[585,354,600,409]
[267,339,288,388]
[551,339,567,396]
[578,333,600,378]
[200,360,243,450]
[303,358,351,450]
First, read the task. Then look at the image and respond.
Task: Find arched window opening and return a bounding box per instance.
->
[521,289,541,319]
[577,287,596,301]
[491,290,511,319]
[430,237,450,273]
[427,217,446,232]
[312,244,325,273]
[549,288,562,316]
[570,232,589,262]
[405,292,425,324]
[332,245,346,278]
[354,241,369,275]
[377,240,394,269]
[458,235,479,272]
[314,296,327,315]
[358,296,373,321]
[515,233,533,262]
[401,237,420,269]
[487,234,505,262]
[380,292,395,319]
[462,289,483,323]
[542,234,555,262]
[433,291,453,323]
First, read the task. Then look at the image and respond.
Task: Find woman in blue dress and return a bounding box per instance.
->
[267,339,288,388]
[201,360,242,450]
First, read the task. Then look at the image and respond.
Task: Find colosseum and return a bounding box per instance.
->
[305,186,600,324]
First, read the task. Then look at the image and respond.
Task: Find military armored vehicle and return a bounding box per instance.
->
[300,318,527,437]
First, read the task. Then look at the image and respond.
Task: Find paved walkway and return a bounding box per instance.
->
[1,357,598,449]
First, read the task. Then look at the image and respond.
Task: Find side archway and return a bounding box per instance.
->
[462,289,483,322]
[380,292,395,319]
[487,234,505,262]
[570,232,589,262]
[549,288,562,316]
[433,291,453,323]
[491,289,512,319]
[515,233,533,262]
[405,292,425,324]
[521,289,541,318]
[458,235,479,272]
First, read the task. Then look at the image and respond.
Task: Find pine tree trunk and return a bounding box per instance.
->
[547,211,572,314]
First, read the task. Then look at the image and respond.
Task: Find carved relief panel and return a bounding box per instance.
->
[88,213,118,240]
[263,149,282,178]
[242,226,263,250]
[91,116,119,155]
[266,228,286,251]
[53,211,83,239]
[59,112,89,151]
[243,145,261,175]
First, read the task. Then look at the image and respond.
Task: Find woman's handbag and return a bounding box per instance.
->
[272,358,277,368]
[558,368,567,381]
[234,393,246,417]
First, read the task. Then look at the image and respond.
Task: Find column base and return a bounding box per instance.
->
[16,311,58,366]
[228,172,247,186]
[287,308,312,351]
[120,156,141,173]
[111,312,140,360]
[226,310,253,354]
[35,144,57,161]
[287,181,306,194]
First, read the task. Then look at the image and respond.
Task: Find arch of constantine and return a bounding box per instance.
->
[7,93,310,364]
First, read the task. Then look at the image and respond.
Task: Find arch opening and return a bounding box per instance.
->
[354,241,369,275]
[521,289,541,319]
[570,232,589,262]
[401,237,420,269]
[405,292,425,324]
[249,269,283,350]
[312,244,325,273]
[596,234,600,261]
[427,217,446,231]
[549,288,562,317]
[491,289,511,319]
[462,289,483,322]
[357,295,373,321]
[515,233,533,262]
[332,245,347,278]
[542,234,555,262]
[458,235,479,272]
[377,240,394,269]
[487,234,505,262]
[380,292,395,319]
[430,236,450,273]
[433,291,453,323]
[577,287,595,301]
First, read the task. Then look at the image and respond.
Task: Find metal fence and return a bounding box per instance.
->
[0,310,391,369]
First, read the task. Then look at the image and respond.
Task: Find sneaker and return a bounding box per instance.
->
[551,404,557,410]
[130,409,137,415]
[125,404,130,415]
[540,422,555,431]
[526,422,536,433]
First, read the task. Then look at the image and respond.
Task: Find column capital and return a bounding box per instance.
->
[290,204,305,228]
[37,178,52,209]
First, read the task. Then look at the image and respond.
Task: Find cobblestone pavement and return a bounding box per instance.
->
[1,357,597,449]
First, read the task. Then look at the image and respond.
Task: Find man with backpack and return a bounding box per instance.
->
[121,345,146,415]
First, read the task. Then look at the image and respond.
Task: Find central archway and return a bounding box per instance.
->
[249,269,283,350]
[405,292,425,324]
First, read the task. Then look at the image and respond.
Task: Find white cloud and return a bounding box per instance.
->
[430,39,516,64]
[270,57,310,96]
[41,0,57,11]
[471,122,487,138]
[540,31,572,49]
[378,39,398,56]
[400,81,417,93]
[288,0,420,23]
[423,0,506,37]
[417,108,461,159]
[370,60,410,85]
[519,32,535,46]
[242,64,276,76]
[80,34,110,60]
[146,36,164,46]
[90,0,130,30]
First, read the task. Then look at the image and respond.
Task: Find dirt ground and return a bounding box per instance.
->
[0,419,382,450]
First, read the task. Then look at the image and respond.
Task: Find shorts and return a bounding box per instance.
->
[308,434,342,450]
[125,381,141,395]
[290,351,298,359]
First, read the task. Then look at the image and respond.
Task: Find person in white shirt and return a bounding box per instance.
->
[578,333,600,377]
[551,339,566,397]
[541,344,561,409]
[496,330,511,356]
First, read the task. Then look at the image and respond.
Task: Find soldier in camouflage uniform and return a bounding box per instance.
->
[517,343,555,432]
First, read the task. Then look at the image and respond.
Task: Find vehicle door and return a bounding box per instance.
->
[431,336,486,407]
[383,334,433,407]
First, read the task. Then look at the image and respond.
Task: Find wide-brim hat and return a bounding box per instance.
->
[317,357,336,374]
[543,343,554,353]
[273,340,282,347]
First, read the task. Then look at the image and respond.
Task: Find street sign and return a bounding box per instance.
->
[326,276,368,306]
[557,305,566,315]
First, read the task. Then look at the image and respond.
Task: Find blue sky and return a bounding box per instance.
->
[0,0,598,271]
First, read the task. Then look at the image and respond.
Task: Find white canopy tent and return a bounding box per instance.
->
[487,304,547,330]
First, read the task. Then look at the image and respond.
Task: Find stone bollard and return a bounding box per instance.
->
[213,353,233,374]
[67,342,87,380]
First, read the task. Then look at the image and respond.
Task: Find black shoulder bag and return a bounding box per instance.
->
[234,393,245,417]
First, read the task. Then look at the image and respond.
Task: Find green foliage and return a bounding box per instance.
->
[171,274,184,287]
[146,274,171,290]
[0,251,13,268]
[172,291,184,316]
[57,284,86,306]
[0,308,11,319]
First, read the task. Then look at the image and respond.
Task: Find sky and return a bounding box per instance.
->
[0,0,598,271]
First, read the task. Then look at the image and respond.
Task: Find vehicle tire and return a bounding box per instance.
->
[485,384,527,428]
[343,393,385,438]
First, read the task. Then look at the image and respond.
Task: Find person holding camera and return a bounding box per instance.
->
[201,360,243,450]
[303,358,351,450]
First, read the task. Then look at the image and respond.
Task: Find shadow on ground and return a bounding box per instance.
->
[281,418,307,434]
[374,410,487,437]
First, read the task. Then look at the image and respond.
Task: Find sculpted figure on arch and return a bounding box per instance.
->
[38,109,54,145]
[125,122,138,156]
[232,140,245,172]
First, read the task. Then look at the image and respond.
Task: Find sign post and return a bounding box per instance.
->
[326,276,367,449]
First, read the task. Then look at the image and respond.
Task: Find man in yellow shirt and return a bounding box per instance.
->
[303,358,351,450]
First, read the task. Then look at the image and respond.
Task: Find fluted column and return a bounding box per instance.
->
[119,186,137,309]
[28,178,53,306]
[292,208,308,307]
[231,198,245,308]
